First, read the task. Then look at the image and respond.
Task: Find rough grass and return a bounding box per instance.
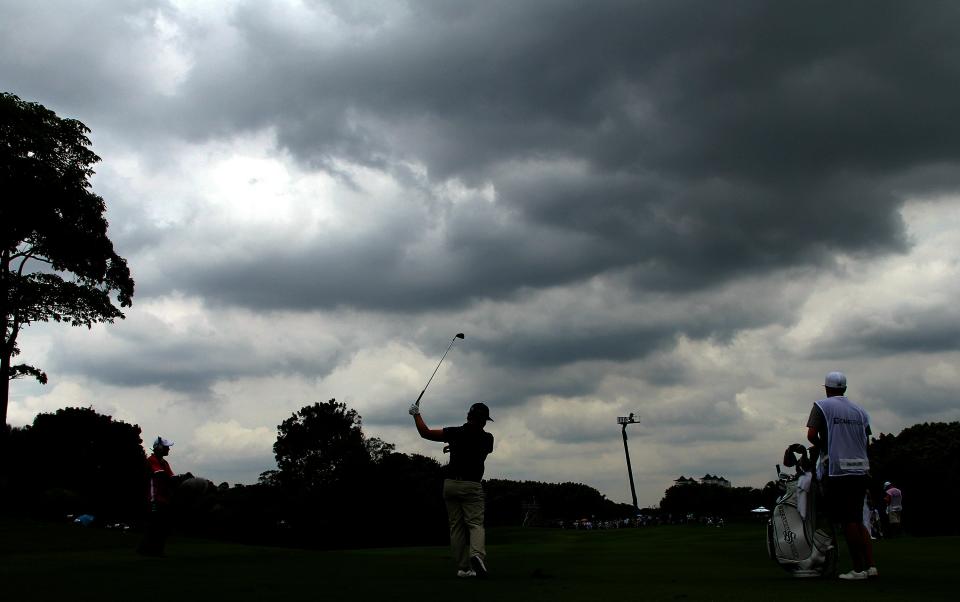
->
[1,518,956,601]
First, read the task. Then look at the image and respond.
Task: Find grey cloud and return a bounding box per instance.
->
[864,377,960,420]
[0,1,183,133]
[475,327,676,369]
[467,272,806,370]
[45,315,346,395]
[533,415,622,446]
[152,1,954,308]
[7,1,959,316]
[49,338,237,393]
[814,307,960,359]
[163,196,622,313]
[643,393,756,445]
[7,0,960,385]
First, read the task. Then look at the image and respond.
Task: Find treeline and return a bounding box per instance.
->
[868,421,960,536]
[485,479,635,526]
[0,401,630,549]
[658,483,767,521]
[3,405,954,544]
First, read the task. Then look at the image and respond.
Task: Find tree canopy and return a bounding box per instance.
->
[271,399,371,492]
[1,92,134,428]
[4,407,146,520]
[658,482,764,520]
[868,421,960,535]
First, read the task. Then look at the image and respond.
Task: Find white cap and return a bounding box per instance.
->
[824,371,847,389]
[884,481,892,488]
[153,436,174,449]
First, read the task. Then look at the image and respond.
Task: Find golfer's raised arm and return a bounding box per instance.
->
[409,404,444,441]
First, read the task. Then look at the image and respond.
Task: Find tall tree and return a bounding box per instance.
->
[7,406,146,519]
[272,399,371,492]
[0,93,134,428]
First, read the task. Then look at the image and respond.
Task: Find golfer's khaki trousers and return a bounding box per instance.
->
[443,478,486,569]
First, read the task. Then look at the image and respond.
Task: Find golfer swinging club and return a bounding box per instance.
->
[410,401,494,578]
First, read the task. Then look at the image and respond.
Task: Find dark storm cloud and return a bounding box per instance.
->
[7,1,960,352]
[143,1,960,309]
[815,306,960,358]
[44,315,347,394]
[863,375,960,421]
[47,335,239,393]
[196,0,960,181]
[168,198,621,312]
[0,0,179,129]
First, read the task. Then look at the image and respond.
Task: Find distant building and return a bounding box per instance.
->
[700,474,731,488]
[673,474,732,488]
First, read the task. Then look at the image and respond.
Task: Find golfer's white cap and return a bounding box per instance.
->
[153,436,174,449]
[824,371,847,388]
[884,481,892,488]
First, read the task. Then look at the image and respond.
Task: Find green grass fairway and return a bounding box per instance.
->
[2,518,956,601]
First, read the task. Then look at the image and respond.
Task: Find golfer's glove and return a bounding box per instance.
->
[408,404,420,416]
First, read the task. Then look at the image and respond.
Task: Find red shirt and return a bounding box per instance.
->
[147,454,174,504]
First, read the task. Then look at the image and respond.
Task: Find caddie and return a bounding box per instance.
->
[807,371,878,580]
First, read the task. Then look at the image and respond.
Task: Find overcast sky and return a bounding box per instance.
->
[4,0,960,508]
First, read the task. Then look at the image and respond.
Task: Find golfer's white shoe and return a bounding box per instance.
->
[456,569,476,578]
[867,567,879,578]
[838,570,868,580]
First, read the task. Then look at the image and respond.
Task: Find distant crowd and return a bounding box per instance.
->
[556,513,725,530]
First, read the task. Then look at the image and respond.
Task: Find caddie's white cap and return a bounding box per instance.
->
[824,371,847,388]
[153,436,174,449]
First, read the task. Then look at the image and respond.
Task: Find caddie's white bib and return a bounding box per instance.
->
[814,396,871,477]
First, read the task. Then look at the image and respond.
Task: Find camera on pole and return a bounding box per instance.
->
[617,413,640,511]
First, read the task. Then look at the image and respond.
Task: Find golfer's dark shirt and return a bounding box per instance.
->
[442,423,494,482]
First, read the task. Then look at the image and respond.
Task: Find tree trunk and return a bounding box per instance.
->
[0,353,9,429]
[1,248,9,470]
[1,248,9,429]
[0,355,9,480]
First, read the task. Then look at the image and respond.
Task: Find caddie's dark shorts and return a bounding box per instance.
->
[823,475,870,524]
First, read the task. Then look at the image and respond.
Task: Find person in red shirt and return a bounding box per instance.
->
[137,436,174,556]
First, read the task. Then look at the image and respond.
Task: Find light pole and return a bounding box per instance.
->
[617,413,639,511]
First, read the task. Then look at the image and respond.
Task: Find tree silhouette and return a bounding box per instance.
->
[6,406,146,520]
[272,399,370,492]
[1,92,135,429]
[869,421,960,535]
[659,483,763,520]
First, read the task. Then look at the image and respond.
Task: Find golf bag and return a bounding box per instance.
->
[766,444,837,578]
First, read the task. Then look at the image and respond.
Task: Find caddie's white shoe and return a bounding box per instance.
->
[867,567,879,578]
[456,569,476,578]
[838,570,868,580]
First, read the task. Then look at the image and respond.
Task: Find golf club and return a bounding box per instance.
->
[415,333,465,407]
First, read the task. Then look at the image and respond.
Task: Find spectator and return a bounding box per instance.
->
[884,481,904,537]
[137,436,174,557]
